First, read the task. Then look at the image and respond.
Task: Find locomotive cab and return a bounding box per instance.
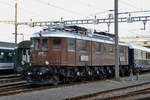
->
[27,37,64,84]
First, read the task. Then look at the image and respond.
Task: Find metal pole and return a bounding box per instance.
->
[143,20,147,31]
[114,0,119,80]
[15,1,18,44]
[107,23,110,32]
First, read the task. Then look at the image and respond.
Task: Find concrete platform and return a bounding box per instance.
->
[0,74,150,100]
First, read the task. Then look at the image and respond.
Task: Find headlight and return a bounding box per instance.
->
[37,72,42,75]
[45,60,49,65]
[27,72,33,75]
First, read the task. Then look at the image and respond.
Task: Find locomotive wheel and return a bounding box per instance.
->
[52,75,59,85]
[120,67,126,77]
[99,73,104,80]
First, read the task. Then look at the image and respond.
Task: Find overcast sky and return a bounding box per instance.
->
[0,0,150,43]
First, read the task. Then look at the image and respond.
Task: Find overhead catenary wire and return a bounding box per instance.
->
[32,0,83,16]
[119,0,142,10]
[0,0,51,20]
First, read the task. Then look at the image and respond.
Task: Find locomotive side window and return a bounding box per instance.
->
[109,45,113,53]
[42,39,48,51]
[96,42,102,52]
[81,40,87,51]
[53,38,61,50]
[35,39,40,50]
[68,39,75,51]
[119,48,124,54]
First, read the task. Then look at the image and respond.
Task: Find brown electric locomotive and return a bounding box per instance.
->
[26,25,129,85]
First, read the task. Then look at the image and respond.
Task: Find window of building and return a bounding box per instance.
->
[96,43,102,52]
[68,39,75,51]
[144,41,147,44]
[53,38,61,50]
[42,39,48,51]
[109,45,113,53]
[35,39,40,50]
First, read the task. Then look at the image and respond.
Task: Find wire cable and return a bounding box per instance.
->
[32,0,83,16]
[119,0,143,10]
[0,0,51,20]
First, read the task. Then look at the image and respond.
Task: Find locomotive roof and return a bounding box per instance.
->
[32,26,128,46]
[0,41,17,50]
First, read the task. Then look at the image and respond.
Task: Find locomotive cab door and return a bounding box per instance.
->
[67,38,76,66]
[50,38,67,66]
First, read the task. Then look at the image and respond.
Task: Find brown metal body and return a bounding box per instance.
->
[31,37,129,67]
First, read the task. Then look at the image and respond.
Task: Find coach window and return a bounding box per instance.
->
[35,39,40,50]
[143,51,146,59]
[96,43,102,52]
[109,45,113,53]
[68,39,75,51]
[81,40,87,51]
[53,38,61,50]
[7,52,13,62]
[0,52,4,62]
[42,39,48,51]
[146,53,150,59]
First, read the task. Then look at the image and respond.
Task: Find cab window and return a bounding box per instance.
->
[53,38,61,50]
[42,39,48,51]
[68,39,75,51]
[35,39,40,50]
[31,38,34,50]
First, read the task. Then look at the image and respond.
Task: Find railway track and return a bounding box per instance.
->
[0,79,104,97]
[63,81,150,100]
[0,74,26,87]
[0,73,150,98]
[101,88,150,100]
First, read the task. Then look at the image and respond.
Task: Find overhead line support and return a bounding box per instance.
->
[17,16,150,26]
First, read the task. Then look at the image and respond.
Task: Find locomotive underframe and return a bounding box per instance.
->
[26,65,129,85]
